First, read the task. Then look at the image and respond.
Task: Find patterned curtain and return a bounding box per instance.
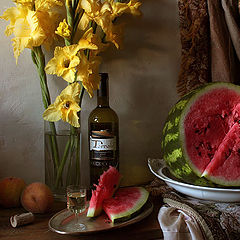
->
[177,0,240,97]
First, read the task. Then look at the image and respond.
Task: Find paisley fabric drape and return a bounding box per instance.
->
[177,0,240,96]
[147,178,240,240]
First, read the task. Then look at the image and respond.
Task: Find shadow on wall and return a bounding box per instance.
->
[103,0,180,61]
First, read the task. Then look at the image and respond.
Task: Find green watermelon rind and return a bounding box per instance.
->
[162,85,210,185]
[103,187,149,223]
[162,82,240,186]
[87,203,102,218]
[202,172,240,186]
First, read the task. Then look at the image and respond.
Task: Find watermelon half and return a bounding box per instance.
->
[87,166,122,217]
[102,187,149,223]
[162,82,240,186]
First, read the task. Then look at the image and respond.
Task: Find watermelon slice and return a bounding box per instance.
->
[102,187,149,223]
[202,122,240,185]
[162,82,240,186]
[87,166,122,217]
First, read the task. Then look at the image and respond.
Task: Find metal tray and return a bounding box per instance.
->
[48,200,153,235]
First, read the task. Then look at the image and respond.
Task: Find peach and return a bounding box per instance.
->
[21,182,54,213]
[0,177,26,208]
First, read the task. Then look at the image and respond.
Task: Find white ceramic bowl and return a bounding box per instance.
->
[148,158,240,202]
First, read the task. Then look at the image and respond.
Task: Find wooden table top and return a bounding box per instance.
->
[0,196,163,240]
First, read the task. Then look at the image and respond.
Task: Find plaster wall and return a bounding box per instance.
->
[0,0,180,186]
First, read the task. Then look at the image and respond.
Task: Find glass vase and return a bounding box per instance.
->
[44,121,82,201]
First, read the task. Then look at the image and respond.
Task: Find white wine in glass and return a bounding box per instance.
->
[67,186,86,231]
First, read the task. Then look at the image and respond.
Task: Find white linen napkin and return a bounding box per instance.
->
[158,206,204,240]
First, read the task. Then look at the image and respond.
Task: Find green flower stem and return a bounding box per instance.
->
[90,20,97,34]
[64,39,71,47]
[73,10,84,37]
[72,86,84,184]
[55,137,71,187]
[54,126,79,187]
[31,47,60,169]
[66,0,74,28]
[66,129,80,186]
[66,140,74,186]
[65,0,75,46]
[72,0,79,11]
[65,4,84,46]
[75,134,80,184]
[79,86,85,106]
[31,47,50,107]
[46,125,60,172]
[55,1,84,187]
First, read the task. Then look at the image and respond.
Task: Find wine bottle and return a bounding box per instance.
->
[88,73,119,187]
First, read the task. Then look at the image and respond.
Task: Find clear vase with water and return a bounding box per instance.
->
[44,121,82,201]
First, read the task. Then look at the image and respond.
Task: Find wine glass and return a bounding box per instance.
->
[66,185,87,231]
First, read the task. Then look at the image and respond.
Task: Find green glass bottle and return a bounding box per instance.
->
[88,73,119,187]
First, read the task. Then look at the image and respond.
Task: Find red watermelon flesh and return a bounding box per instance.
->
[202,123,240,185]
[184,87,240,183]
[102,187,149,223]
[87,166,122,217]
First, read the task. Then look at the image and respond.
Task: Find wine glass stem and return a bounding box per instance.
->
[75,213,80,224]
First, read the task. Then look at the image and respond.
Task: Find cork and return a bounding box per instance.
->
[10,212,35,228]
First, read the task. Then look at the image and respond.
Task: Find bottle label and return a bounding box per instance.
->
[89,128,117,161]
[90,137,116,151]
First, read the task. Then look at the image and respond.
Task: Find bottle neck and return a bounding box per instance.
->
[97,73,109,107]
[97,95,109,107]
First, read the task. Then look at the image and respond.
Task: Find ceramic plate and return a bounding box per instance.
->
[48,200,153,235]
[148,158,240,202]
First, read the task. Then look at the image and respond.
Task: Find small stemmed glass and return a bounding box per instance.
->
[66,185,87,231]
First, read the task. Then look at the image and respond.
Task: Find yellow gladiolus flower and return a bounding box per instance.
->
[83,71,101,98]
[35,0,63,50]
[55,19,71,39]
[14,0,63,10]
[36,10,60,51]
[106,0,129,18]
[13,0,34,9]
[78,0,141,49]
[43,82,81,127]
[90,31,109,55]
[79,0,108,30]
[78,27,99,50]
[78,1,116,47]
[127,0,142,16]
[80,0,103,16]
[76,52,101,97]
[1,5,46,63]
[35,0,63,11]
[45,44,82,83]
[105,23,124,49]
[45,31,97,83]
[7,0,63,52]
[14,0,33,3]
[106,0,141,18]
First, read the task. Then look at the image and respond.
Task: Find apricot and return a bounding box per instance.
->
[0,177,26,208]
[21,182,54,213]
